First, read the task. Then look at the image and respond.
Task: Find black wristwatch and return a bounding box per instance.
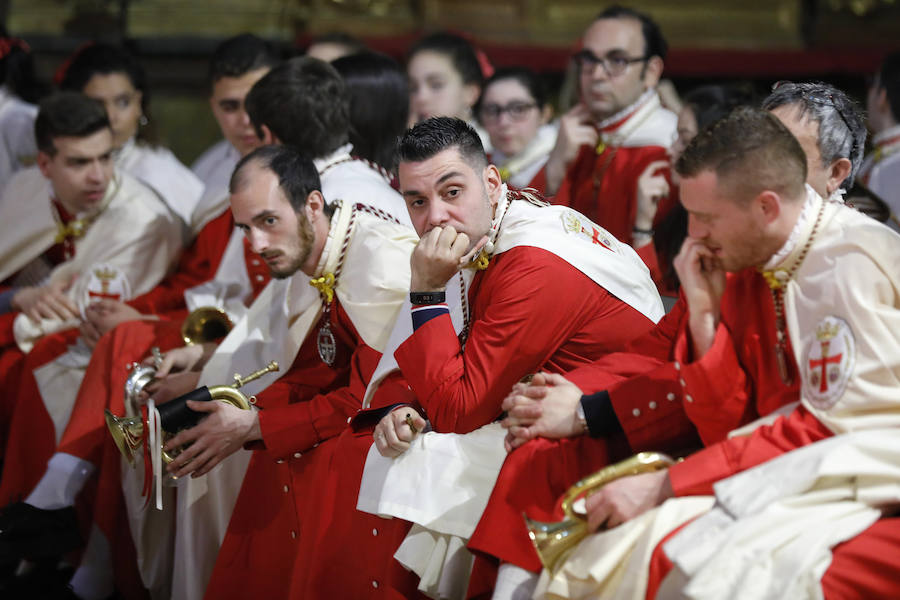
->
[410,291,446,305]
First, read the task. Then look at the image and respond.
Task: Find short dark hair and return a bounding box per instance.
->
[407,32,484,88]
[876,51,900,124]
[245,57,350,159]
[208,34,280,87]
[762,81,866,188]
[59,43,149,113]
[595,5,667,61]
[477,66,548,122]
[332,51,408,171]
[230,145,330,216]
[35,92,110,155]
[676,106,807,204]
[0,32,45,103]
[682,83,758,131]
[398,116,486,171]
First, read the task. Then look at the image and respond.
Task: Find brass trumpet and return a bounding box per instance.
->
[181,306,232,345]
[106,361,279,466]
[525,452,674,574]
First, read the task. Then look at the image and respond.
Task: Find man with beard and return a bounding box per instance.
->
[291,116,664,599]
[536,5,676,249]
[466,81,869,600]
[158,144,414,600]
[0,36,278,600]
[532,107,900,600]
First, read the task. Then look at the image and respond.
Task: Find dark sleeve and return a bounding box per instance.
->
[0,288,16,314]
[580,390,623,438]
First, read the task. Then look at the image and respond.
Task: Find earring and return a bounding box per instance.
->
[139,115,149,127]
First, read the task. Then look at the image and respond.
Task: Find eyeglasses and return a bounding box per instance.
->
[479,101,538,123]
[771,80,859,161]
[573,49,648,77]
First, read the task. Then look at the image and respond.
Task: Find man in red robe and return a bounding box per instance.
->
[0,36,278,599]
[469,81,869,599]
[288,116,664,599]
[528,107,900,599]
[533,6,676,249]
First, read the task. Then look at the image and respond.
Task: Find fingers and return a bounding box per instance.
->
[458,234,489,266]
[185,399,216,413]
[392,408,424,442]
[80,319,101,349]
[155,351,180,378]
[585,492,613,532]
[522,385,549,400]
[506,425,534,448]
[542,372,574,388]
[374,413,408,457]
[38,292,79,322]
[506,402,542,423]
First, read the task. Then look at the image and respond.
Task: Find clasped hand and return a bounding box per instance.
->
[501,372,585,452]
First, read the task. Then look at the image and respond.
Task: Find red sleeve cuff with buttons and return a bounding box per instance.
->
[672,320,754,446]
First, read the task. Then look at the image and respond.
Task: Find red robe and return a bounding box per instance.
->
[0,209,261,506]
[294,245,657,599]
[203,300,381,600]
[465,268,801,594]
[531,97,676,249]
[0,215,266,600]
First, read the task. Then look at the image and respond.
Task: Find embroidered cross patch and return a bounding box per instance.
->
[803,316,855,410]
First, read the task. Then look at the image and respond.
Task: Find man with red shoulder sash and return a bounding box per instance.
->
[529,106,900,600]
[534,6,676,250]
[470,81,871,599]
[290,116,664,599]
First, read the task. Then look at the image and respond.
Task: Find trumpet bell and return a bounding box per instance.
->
[525,452,675,575]
[525,514,589,574]
[105,409,143,466]
[181,307,232,345]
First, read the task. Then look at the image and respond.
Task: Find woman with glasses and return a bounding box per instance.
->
[477,67,557,189]
[406,31,493,151]
[59,43,204,238]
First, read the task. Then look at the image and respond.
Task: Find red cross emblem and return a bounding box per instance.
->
[808,340,842,393]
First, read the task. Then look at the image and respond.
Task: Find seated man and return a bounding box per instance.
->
[190,33,278,230]
[0,91,181,483]
[292,116,665,599]
[468,81,868,599]
[0,92,181,346]
[533,107,900,600]
[155,143,415,600]
[0,35,277,599]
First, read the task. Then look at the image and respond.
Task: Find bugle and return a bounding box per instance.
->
[525,451,674,574]
[106,361,279,466]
